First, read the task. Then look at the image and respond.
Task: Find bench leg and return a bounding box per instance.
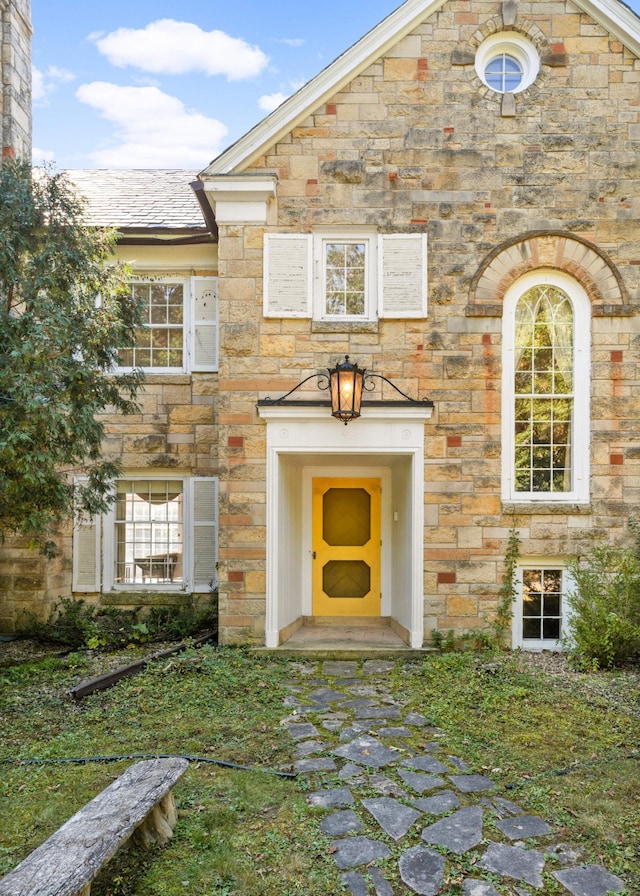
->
[132,791,178,849]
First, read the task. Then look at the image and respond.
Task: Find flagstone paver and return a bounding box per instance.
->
[449,773,496,793]
[553,865,626,895]
[421,805,484,854]
[331,835,391,869]
[397,769,447,793]
[321,809,363,836]
[398,845,446,895]
[333,735,400,768]
[481,842,546,888]
[362,797,422,840]
[496,814,552,840]
[280,658,630,896]
[412,789,461,814]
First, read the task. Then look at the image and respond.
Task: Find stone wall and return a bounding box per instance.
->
[214,0,640,643]
[1,0,31,159]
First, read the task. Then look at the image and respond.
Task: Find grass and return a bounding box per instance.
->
[0,644,638,895]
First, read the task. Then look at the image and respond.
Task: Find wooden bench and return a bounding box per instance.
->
[0,757,189,896]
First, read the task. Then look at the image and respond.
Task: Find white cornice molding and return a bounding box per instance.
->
[201,0,448,176]
[200,174,277,224]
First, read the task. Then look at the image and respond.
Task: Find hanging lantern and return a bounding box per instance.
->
[329,355,365,424]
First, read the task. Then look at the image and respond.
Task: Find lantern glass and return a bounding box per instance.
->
[329,356,365,424]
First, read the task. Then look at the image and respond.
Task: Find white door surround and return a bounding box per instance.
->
[257,404,432,648]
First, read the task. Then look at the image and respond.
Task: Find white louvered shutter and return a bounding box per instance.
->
[192,477,219,591]
[192,277,218,371]
[378,233,428,318]
[72,483,101,592]
[263,233,312,317]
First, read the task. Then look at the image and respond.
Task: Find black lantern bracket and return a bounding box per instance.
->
[257,355,434,424]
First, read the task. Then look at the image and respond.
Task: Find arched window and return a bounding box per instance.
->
[502,272,590,503]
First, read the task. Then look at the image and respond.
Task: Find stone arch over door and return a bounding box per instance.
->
[468,232,627,317]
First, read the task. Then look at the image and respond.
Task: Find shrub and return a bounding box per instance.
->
[18,593,218,651]
[565,542,640,669]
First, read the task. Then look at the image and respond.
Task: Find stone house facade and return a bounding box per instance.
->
[2,0,640,651]
[196,0,640,649]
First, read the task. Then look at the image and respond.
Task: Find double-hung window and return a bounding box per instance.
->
[263,231,427,321]
[72,477,219,594]
[118,276,218,373]
[502,271,590,503]
[513,564,573,650]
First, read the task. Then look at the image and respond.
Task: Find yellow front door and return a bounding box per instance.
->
[312,477,381,617]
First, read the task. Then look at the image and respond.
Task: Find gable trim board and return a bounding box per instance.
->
[200,0,640,180]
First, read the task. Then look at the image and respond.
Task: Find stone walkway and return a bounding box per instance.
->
[280,659,628,896]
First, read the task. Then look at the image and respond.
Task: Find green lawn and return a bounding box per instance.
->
[0,645,638,895]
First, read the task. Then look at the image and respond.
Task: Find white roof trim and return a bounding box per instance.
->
[200,0,640,178]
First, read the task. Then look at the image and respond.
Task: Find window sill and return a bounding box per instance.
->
[102,590,190,607]
[311,320,379,334]
[503,501,592,515]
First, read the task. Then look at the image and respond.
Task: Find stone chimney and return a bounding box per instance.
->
[1,0,32,160]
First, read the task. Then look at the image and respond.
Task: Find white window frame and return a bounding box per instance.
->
[117,275,218,374]
[94,476,218,594]
[512,561,574,651]
[501,270,591,504]
[313,230,377,322]
[475,32,540,94]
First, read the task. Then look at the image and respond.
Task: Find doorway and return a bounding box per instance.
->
[311,477,381,617]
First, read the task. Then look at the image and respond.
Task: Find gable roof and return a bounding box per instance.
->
[200,0,640,178]
[63,169,207,233]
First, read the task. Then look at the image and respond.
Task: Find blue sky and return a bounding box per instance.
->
[32,0,640,171]
[32,0,397,170]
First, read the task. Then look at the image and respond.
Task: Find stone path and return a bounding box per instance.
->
[280,659,628,896]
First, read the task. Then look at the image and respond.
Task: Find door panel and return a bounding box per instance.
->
[312,477,381,616]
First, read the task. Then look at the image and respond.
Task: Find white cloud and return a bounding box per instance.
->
[75,82,228,168]
[32,65,74,103]
[92,19,269,81]
[32,146,55,165]
[275,38,305,48]
[258,92,290,112]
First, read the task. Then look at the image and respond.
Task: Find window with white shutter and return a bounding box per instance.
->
[85,476,219,594]
[118,276,218,373]
[263,231,428,322]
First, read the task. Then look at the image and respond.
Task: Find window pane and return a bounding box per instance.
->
[118,282,185,369]
[324,241,366,317]
[115,480,183,585]
[522,568,563,643]
[514,285,574,492]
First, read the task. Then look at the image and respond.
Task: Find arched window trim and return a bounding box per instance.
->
[501,270,591,504]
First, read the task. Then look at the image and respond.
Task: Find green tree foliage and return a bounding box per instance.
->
[0,161,144,553]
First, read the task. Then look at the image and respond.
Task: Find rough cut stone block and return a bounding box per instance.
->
[397,769,447,793]
[449,774,495,793]
[403,755,449,775]
[413,790,461,815]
